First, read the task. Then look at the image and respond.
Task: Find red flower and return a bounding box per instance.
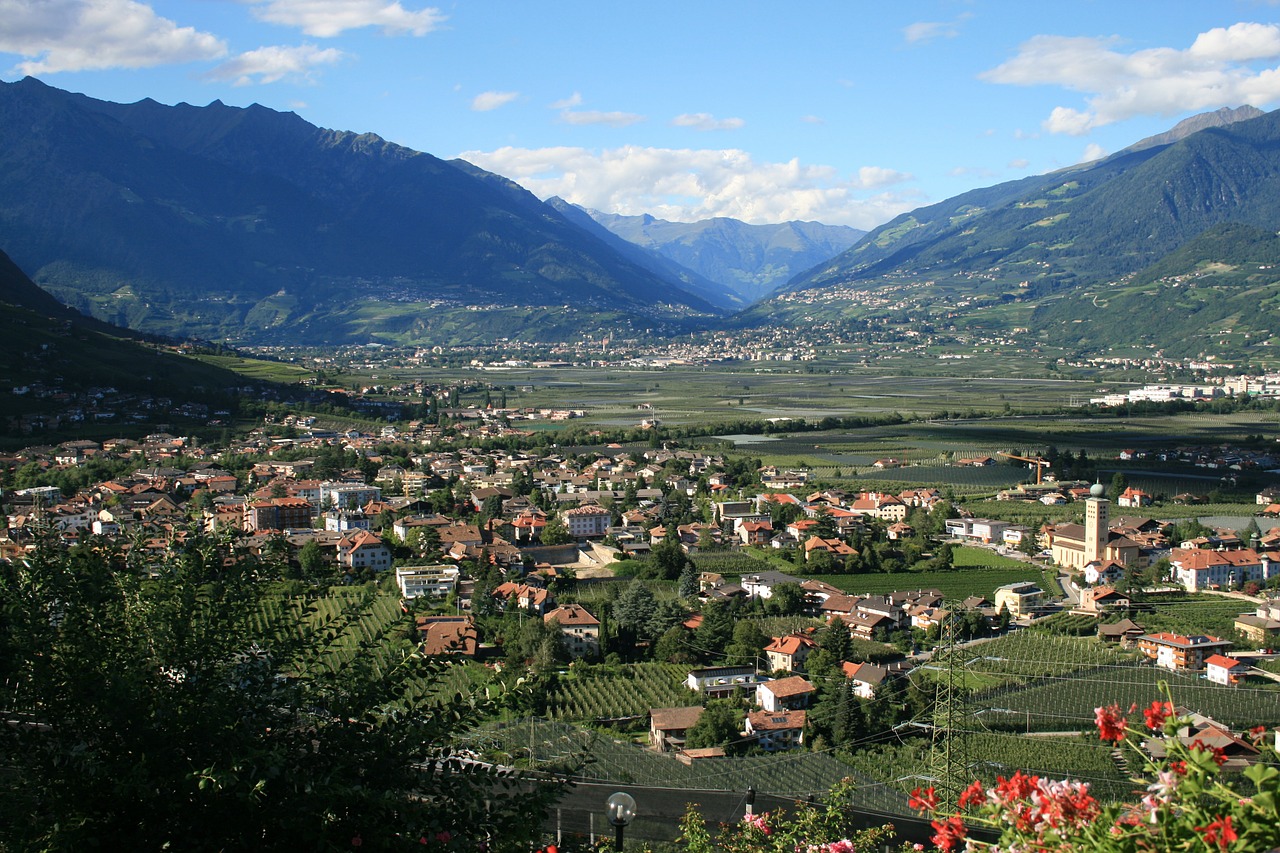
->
[1196,815,1238,849]
[1142,700,1173,731]
[993,770,1036,804]
[930,815,967,852]
[909,785,939,812]
[1095,704,1126,743]
[958,779,987,809]
[1191,739,1228,767]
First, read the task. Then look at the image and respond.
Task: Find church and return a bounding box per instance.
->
[1048,483,1141,571]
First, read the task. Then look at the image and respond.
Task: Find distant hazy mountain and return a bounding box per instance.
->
[544,197,745,310]
[580,208,865,303]
[0,77,719,345]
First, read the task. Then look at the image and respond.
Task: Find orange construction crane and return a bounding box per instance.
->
[998,452,1051,484]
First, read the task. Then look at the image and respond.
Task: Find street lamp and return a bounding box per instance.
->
[605,791,636,851]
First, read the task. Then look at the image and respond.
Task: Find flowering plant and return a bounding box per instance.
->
[909,688,1280,851]
[676,778,894,853]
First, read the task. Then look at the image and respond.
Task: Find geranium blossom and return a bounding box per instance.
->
[1094,703,1126,743]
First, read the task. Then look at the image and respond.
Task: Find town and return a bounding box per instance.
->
[5,391,1280,848]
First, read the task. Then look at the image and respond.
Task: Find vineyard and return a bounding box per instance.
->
[952,632,1280,731]
[545,663,698,723]
[469,719,910,812]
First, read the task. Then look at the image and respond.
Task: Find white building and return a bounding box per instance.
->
[396,564,460,599]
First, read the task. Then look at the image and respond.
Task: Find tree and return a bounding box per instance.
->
[724,620,769,667]
[612,579,658,639]
[677,559,699,599]
[0,534,564,852]
[650,529,690,580]
[684,699,743,753]
[1110,471,1128,500]
[695,600,735,660]
[539,513,572,545]
[767,582,807,615]
[296,537,330,579]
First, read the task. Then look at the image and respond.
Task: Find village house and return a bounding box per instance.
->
[492,581,552,615]
[561,504,611,539]
[745,709,806,751]
[993,581,1045,618]
[1235,598,1280,644]
[841,661,890,700]
[416,615,477,657]
[1204,654,1250,687]
[1116,486,1154,508]
[763,633,817,673]
[649,706,705,752]
[336,530,392,573]
[756,675,815,712]
[1080,585,1130,614]
[543,603,600,659]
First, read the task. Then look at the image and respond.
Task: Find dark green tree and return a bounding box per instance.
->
[0,535,563,852]
[684,699,743,753]
[724,620,769,667]
[539,513,573,545]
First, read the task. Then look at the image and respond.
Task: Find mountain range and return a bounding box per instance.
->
[0,77,724,344]
[5,77,1280,360]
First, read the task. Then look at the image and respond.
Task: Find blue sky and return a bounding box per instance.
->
[4,1,1280,229]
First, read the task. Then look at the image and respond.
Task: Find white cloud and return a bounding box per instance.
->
[454,145,920,229]
[1081,143,1108,163]
[205,43,344,85]
[471,90,518,111]
[558,109,645,127]
[248,0,446,38]
[801,114,825,125]
[903,20,957,44]
[1009,158,1031,169]
[983,24,1280,135]
[549,92,582,109]
[0,0,226,74]
[671,112,745,131]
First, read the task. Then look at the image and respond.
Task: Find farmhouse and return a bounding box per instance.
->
[649,706,705,752]
[543,603,600,659]
[763,633,818,673]
[416,615,477,657]
[745,709,806,751]
[756,675,815,712]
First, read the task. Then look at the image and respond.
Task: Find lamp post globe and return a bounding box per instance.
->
[605,791,636,851]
